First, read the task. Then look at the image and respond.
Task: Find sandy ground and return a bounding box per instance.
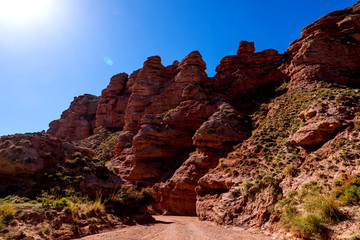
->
[77,215,275,240]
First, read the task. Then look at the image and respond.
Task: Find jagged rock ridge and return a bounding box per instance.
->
[40,2,360,238]
[48,41,285,215]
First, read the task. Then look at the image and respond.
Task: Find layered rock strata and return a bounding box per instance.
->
[95,73,129,131]
[195,2,360,231]
[48,41,286,214]
[44,4,360,233]
[48,94,99,141]
[108,52,212,186]
[283,3,360,88]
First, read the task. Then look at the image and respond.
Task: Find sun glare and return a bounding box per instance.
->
[0,0,53,25]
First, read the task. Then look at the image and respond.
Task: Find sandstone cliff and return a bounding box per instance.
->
[14,2,360,239]
[48,94,99,141]
[195,3,360,239]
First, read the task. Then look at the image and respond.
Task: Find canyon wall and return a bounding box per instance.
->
[44,2,360,237]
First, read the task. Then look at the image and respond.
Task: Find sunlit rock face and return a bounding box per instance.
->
[47,94,99,141]
[95,73,129,131]
[282,2,360,88]
[108,52,213,186]
[196,2,360,231]
[155,103,251,215]
[47,39,286,216]
[45,3,360,230]
[210,40,284,98]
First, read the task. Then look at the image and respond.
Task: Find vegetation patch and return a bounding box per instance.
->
[220,82,360,238]
[333,174,360,205]
[78,129,120,162]
[280,191,343,239]
[106,185,155,217]
[0,187,155,240]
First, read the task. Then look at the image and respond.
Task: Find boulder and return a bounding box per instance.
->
[290,119,343,147]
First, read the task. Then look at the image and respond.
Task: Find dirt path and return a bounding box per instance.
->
[78,215,275,240]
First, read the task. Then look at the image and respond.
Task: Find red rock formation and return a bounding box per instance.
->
[37,2,360,237]
[195,2,360,232]
[283,3,360,88]
[211,41,284,98]
[109,43,285,188]
[0,133,65,176]
[193,103,250,149]
[0,132,122,197]
[95,73,129,131]
[47,39,286,215]
[155,103,251,215]
[175,51,207,84]
[290,119,343,147]
[122,56,171,133]
[48,94,99,141]
[150,41,287,215]
[237,41,256,55]
[290,94,359,147]
[107,52,216,186]
[154,149,222,215]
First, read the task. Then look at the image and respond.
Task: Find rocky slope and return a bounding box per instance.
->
[2,2,360,239]
[0,132,121,198]
[195,3,360,239]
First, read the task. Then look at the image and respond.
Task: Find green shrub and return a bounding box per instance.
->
[39,192,105,222]
[294,214,324,239]
[63,175,72,183]
[52,197,69,207]
[354,121,360,130]
[241,181,254,196]
[2,195,29,204]
[65,158,78,166]
[333,180,344,187]
[304,196,343,223]
[0,205,16,224]
[231,188,241,197]
[280,192,343,239]
[284,164,298,177]
[73,152,82,158]
[64,201,79,221]
[300,181,322,198]
[106,186,155,216]
[281,206,325,239]
[225,167,239,177]
[333,175,360,205]
[39,193,69,207]
[288,190,298,198]
[38,225,50,236]
[86,198,104,214]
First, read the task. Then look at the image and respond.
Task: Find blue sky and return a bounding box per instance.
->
[0,0,357,136]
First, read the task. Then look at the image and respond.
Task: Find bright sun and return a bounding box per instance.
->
[0,0,52,24]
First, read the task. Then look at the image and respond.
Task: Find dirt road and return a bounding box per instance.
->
[78,215,275,240]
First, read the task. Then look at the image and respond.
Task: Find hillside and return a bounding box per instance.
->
[2,2,360,239]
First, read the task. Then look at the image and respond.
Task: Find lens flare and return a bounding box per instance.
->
[104,57,114,66]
